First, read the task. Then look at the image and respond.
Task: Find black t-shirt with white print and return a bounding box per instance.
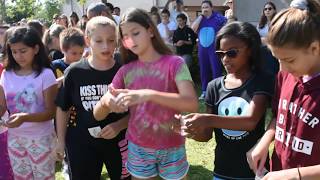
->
[55,58,126,140]
[205,71,274,179]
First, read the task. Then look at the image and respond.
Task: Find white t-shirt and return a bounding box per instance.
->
[157,21,177,43]
[257,24,269,38]
[113,15,121,25]
[0,68,57,137]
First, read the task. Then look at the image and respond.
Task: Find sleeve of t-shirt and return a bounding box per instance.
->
[205,80,216,107]
[111,67,125,89]
[55,67,73,111]
[174,57,193,83]
[42,68,57,90]
[253,73,275,98]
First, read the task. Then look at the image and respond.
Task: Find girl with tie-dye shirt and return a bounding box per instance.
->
[94,8,198,180]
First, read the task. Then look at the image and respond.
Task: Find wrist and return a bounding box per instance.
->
[20,113,28,122]
[99,96,110,109]
[145,89,156,102]
[297,167,302,180]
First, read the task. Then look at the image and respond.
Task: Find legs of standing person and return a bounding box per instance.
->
[101,131,130,180]
[7,132,56,180]
[66,129,103,180]
[198,47,212,99]
[100,139,130,180]
[0,131,14,180]
[181,54,193,69]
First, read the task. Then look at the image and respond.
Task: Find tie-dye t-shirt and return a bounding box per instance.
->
[0,68,57,137]
[112,55,193,149]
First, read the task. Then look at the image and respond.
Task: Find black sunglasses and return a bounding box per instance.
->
[216,49,239,59]
[264,7,273,11]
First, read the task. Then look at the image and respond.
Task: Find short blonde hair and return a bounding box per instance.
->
[85,16,117,38]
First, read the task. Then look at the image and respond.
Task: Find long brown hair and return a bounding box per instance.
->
[258,2,277,29]
[119,8,172,64]
[267,0,320,48]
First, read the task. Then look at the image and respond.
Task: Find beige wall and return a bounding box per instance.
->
[234,0,292,24]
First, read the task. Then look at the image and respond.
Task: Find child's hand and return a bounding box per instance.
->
[5,112,27,128]
[52,141,65,162]
[99,122,120,139]
[172,114,183,134]
[183,113,209,134]
[246,139,270,173]
[115,89,154,107]
[100,91,127,113]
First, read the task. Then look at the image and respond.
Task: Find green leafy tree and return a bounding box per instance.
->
[5,0,39,23]
[35,0,62,25]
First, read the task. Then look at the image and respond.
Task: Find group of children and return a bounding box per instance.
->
[0,0,320,179]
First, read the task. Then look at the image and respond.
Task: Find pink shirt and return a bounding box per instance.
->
[112,55,193,149]
[0,68,57,137]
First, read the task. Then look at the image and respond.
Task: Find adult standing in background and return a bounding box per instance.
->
[70,12,80,27]
[257,2,277,40]
[257,2,279,75]
[224,0,234,19]
[164,0,190,25]
[192,0,227,100]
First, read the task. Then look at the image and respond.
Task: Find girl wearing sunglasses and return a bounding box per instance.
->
[179,21,274,180]
[257,2,277,41]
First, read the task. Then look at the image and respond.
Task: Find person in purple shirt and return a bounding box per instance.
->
[192,0,227,100]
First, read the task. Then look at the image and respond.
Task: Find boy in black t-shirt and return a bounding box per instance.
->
[172,13,196,68]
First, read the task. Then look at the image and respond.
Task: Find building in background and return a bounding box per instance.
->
[61,0,292,24]
[61,0,227,23]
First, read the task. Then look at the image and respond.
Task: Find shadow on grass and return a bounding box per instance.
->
[188,165,213,180]
[100,165,213,180]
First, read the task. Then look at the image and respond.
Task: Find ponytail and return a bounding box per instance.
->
[267,0,320,48]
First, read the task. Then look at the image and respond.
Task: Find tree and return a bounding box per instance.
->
[5,0,39,23]
[0,0,6,23]
[35,0,62,25]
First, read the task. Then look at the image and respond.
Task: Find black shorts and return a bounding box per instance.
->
[65,127,130,180]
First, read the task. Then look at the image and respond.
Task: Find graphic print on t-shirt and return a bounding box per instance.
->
[218,96,249,140]
[7,84,37,113]
[79,84,108,111]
